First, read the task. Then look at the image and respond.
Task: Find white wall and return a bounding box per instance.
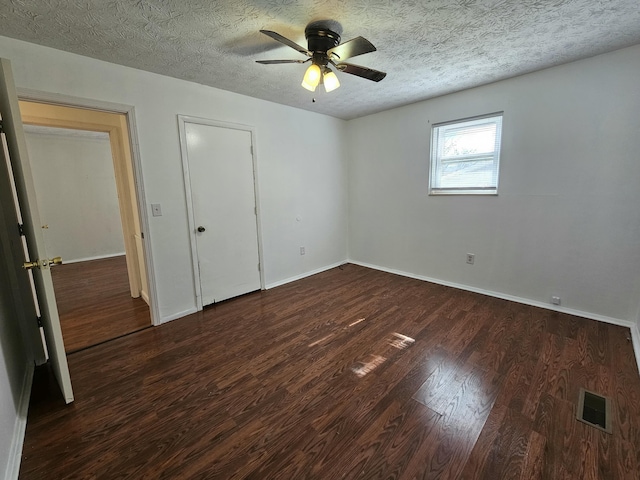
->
[2,35,637,325]
[0,36,348,322]
[24,128,125,263]
[348,45,640,323]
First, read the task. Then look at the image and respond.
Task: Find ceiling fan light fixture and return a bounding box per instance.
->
[301,63,321,91]
[323,68,340,92]
[257,23,386,94]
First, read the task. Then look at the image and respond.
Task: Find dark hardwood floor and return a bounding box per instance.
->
[51,255,150,353]
[20,264,640,479]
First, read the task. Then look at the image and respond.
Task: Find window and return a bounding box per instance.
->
[429,113,503,195]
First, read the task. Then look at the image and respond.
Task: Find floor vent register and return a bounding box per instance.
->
[576,388,612,434]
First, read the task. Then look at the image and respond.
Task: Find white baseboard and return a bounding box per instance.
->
[4,362,34,480]
[159,307,198,325]
[63,252,126,264]
[156,262,348,325]
[348,260,636,329]
[140,290,150,306]
[349,259,640,374]
[265,261,347,290]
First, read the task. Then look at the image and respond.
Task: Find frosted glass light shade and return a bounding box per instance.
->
[301,64,321,91]
[323,69,340,92]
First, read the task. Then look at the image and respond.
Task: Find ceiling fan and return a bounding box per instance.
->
[256,20,386,93]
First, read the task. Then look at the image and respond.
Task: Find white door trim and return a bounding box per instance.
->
[177,115,265,310]
[16,88,161,326]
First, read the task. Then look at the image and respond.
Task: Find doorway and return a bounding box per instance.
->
[178,116,264,308]
[19,101,152,352]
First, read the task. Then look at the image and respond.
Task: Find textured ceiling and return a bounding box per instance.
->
[1,0,639,120]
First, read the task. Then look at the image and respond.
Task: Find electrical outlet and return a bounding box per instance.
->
[466,253,475,265]
[551,296,561,305]
[300,246,305,256]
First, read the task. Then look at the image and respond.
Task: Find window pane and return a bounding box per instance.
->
[442,124,497,158]
[430,113,502,194]
[438,159,496,188]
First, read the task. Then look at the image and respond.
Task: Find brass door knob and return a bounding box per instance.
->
[22,257,63,270]
[47,257,62,267]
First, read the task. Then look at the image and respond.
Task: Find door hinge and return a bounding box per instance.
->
[250,145,254,155]
[0,120,4,134]
[141,231,144,239]
[254,206,257,216]
[36,316,43,328]
[18,223,25,236]
[258,263,261,272]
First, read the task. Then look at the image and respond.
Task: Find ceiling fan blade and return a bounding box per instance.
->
[337,63,387,82]
[256,59,307,64]
[328,36,376,61]
[259,30,310,56]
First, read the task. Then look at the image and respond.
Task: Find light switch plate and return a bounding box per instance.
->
[151,203,162,217]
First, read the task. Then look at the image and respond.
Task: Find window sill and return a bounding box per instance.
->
[429,189,498,196]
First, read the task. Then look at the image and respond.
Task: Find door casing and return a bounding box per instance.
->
[19,101,148,302]
[17,88,160,326]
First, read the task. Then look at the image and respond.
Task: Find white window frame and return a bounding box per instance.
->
[429,112,503,195]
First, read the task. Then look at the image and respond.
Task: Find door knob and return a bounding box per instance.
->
[47,257,62,267]
[197,226,206,233]
[23,257,63,269]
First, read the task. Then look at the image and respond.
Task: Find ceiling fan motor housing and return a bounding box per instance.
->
[305,26,341,65]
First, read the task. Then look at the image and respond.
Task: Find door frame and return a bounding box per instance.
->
[17,88,160,326]
[20,102,146,301]
[177,115,265,310]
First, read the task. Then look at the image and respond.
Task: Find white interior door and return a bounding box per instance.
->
[184,120,261,306]
[0,118,46,368]
[0,58,73,403]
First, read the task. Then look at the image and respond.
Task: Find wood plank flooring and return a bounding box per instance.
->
[51,255,150,353]
[20,264,640,479]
